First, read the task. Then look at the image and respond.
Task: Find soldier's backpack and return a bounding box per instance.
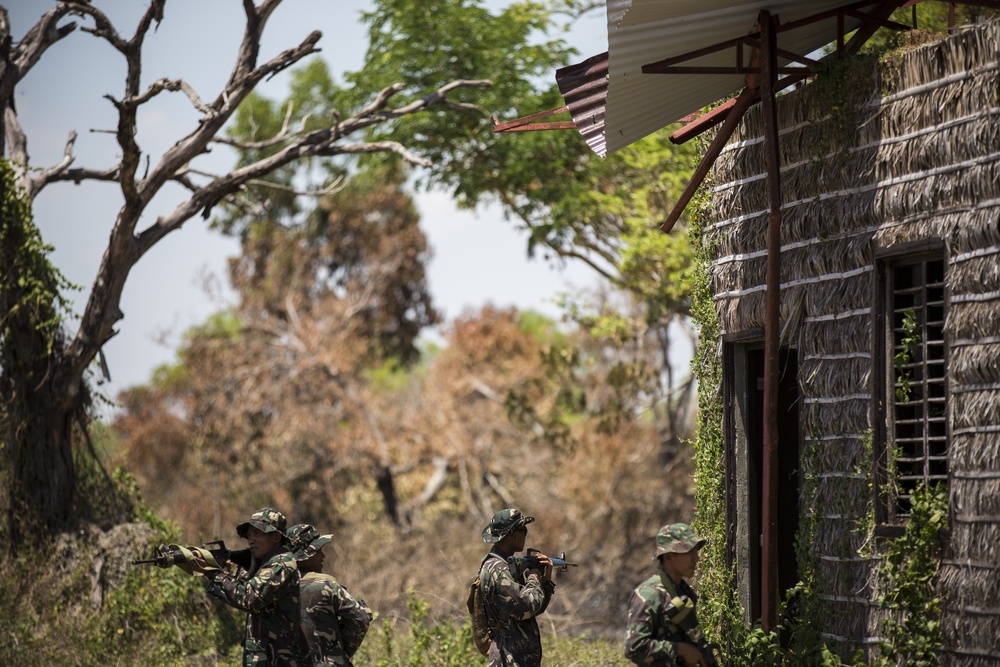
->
[466,569,493,656]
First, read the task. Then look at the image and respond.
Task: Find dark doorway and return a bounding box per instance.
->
[745,346,801,622]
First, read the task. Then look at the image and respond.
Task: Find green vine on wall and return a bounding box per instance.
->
[691,182,946,665]
[807,53,878,166]
[892,308,920,403]
[687,181,736,658]
[873,484,948,667]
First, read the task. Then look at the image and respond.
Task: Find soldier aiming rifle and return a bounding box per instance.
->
[476,508,560,667]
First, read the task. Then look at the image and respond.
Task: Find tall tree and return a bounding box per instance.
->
[0,0,488,547]
[231,0,703,467]
[0,160,80,549]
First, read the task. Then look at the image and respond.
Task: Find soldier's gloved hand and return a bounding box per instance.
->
[202,567,227,585]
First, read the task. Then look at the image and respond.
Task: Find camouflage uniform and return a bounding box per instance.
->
[287,524,372,666]
[207,508,307,667]
[479,509,555,667]
[623,523,706,667]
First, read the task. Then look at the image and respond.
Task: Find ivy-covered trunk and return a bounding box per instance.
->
[1,160,82,550]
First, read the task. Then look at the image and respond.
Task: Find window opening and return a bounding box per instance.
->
[886,256,947,520]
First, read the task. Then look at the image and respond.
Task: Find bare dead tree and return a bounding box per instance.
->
[0,0,489,548]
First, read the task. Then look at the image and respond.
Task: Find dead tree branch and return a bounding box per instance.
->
[2,0,494,443]
[212,101,311,149]
[126,77,215,116]
[1,2,79,159]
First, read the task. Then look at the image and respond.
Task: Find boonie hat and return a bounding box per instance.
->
[287,523,334,561]
[236,507,288,539]
[482,508,534,543]
[654,523,706,558]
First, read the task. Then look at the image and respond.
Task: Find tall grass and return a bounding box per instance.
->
[352,593,631,667]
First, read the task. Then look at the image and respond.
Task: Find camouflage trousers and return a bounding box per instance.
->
[487,634,542,667]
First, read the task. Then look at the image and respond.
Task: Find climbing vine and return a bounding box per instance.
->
[0,160,76,353]
[873,484,948,667]
[892,307,920,403]
[687,181,735,656]
[807,52,878,166]
[0,159,81,548]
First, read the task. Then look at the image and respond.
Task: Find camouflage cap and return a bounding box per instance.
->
[654,523,706,558]
[482,508,535,543]
[236,507,288,539]
[286,523,334,561]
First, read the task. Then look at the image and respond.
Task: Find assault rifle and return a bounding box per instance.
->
[665,593,722,667]
[132,540,252,575]
[516,547,578,575]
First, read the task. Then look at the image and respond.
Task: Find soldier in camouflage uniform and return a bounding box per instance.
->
[479,508,556,667]
[623,523,708,667]
[286,524,372,666]
[206,508,307,667]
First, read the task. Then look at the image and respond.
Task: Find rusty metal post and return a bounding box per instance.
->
[759,9,782,633]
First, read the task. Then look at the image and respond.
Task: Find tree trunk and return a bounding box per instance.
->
[7,397,77,548]
[1,160,84,550]
[374,465,401,527]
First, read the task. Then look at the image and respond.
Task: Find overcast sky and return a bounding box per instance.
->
[6,0,609,408]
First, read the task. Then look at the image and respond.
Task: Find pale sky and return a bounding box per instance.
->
[6,0,609,406]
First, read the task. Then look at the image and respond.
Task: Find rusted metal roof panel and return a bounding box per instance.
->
[590,0,872,156]
[556,52,610,156]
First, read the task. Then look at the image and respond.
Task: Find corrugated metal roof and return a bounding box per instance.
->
[556,52,610,156]
[571,0,875,156]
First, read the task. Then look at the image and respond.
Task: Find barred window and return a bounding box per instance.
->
[879,253,948,524]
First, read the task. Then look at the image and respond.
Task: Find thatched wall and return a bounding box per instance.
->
[706,19,1000,664]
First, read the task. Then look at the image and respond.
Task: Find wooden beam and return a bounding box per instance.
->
[492,121,577,132]
[844,7,913,31]
[492,106,569,133]
[842,0,910,52]
[669,72,810,144]
[670,99,736,144]
[643,65,811,75]
[659,87,756,232]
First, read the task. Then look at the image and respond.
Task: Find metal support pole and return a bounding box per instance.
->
[759,9,782,633]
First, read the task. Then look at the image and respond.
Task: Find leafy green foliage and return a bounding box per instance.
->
[218,59,353,236]
[228,0,700,311]
[84,565,243,666]
[1,158,89,546]
[0,162,76,341]
[347,0,574,186]
[0,159,76,411]
[0,472,242,667]
[893,308,920,403]
[687,184,729,640]
[806,52,879,165]
[875,484,948,667]
[864,3,1000,56]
